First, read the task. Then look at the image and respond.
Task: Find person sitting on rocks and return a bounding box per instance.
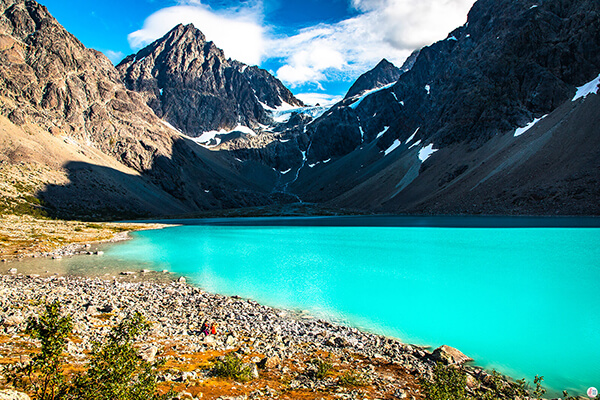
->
[210,322,217,335]
[201,321,210,336]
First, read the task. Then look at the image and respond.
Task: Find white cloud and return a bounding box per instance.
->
[295,92,343,107]
[128,0,476,90]
[270,0,475,88]
[103,50,125,64]
[127,2,266,65]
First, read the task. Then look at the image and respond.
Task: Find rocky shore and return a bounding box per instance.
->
[0,272,528,400]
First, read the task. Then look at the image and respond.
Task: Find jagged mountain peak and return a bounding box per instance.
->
[345,58,403,99]
[117,23,303,136]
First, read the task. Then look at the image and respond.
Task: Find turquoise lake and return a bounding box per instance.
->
[104,217,600,396]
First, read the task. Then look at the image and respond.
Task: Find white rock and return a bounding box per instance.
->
[8,268,17,274]
[0,390,31,400]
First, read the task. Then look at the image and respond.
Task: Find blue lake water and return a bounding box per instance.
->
[106,217,600,396]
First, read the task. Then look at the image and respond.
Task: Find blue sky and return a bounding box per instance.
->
[41,0,475,105]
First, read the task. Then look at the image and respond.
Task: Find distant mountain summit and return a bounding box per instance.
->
[345,59,404,99]
[117,24,303,137]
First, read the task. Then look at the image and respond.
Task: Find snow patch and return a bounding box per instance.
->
[196,124,256,144]
[234,158,243,162]
[405,127,420,144]
[159,88,163,96]
[447,36,458,41]
[323,158,331,163]
[418,144,438,162]
[425,85,431,95]
[408,139,421,149]
[308,163,318,168]
[376,126,390,139]
[280,168,292,175]
[384,139,401,156]
[279,139,290,143]
[572,73,600,101]
[348,82,396,110]
[529,5,538,9]
[514,115,548,137]
[160,120,182,133]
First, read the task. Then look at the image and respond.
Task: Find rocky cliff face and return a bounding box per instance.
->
[288,0,600,215]
[117,24,303,137]
[0,0,282,219]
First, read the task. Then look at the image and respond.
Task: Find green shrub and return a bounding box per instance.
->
[211,354,253,382]
[338,370,370,387]
[421,362,469,400]
[69,312,171,400]
[4,305,171,400]
[5,301,72,400]
[309,356,333,380]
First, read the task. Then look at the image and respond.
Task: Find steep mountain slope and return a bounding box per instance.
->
[117,24,303,137]
[0,0,282,219]
[289,0,600,215]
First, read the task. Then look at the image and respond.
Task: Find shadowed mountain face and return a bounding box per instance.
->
[0,0,288,219]
[116,24,303,137]
[288,0,600,215]
[345,57,407,100]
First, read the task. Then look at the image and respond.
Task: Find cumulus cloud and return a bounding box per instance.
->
[128,0,476,90]
[127,1,266,65]
[270,0,475,88]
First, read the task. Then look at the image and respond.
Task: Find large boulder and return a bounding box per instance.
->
[431,345,473,365]
[0,390,31,400]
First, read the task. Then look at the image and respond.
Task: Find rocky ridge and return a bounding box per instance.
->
[0,0,286,219]
[117,24,303,137]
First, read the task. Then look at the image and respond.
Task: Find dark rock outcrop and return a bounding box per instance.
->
[117,24,303,137]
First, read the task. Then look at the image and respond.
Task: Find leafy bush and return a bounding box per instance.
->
[421,362,469,400]
[338,370,370,387]
[3,304,171,400]
[211,354,253,382]
[69,312,171,400]
[308,356,333,380]
[6,301,72,400]
[477,370,527,399]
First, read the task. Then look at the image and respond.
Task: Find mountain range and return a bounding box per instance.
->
[0,0,598,219]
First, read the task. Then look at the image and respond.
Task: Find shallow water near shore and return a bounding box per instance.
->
[16,216,600,395]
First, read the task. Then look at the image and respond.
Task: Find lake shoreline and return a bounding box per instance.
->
[0,272,529,400]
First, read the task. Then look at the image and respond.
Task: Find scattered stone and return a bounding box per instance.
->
[177,276,186,283]
[3,314,24,326]
[120,271,135,275]
[140,345,158,363]
[8,268,17,274]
